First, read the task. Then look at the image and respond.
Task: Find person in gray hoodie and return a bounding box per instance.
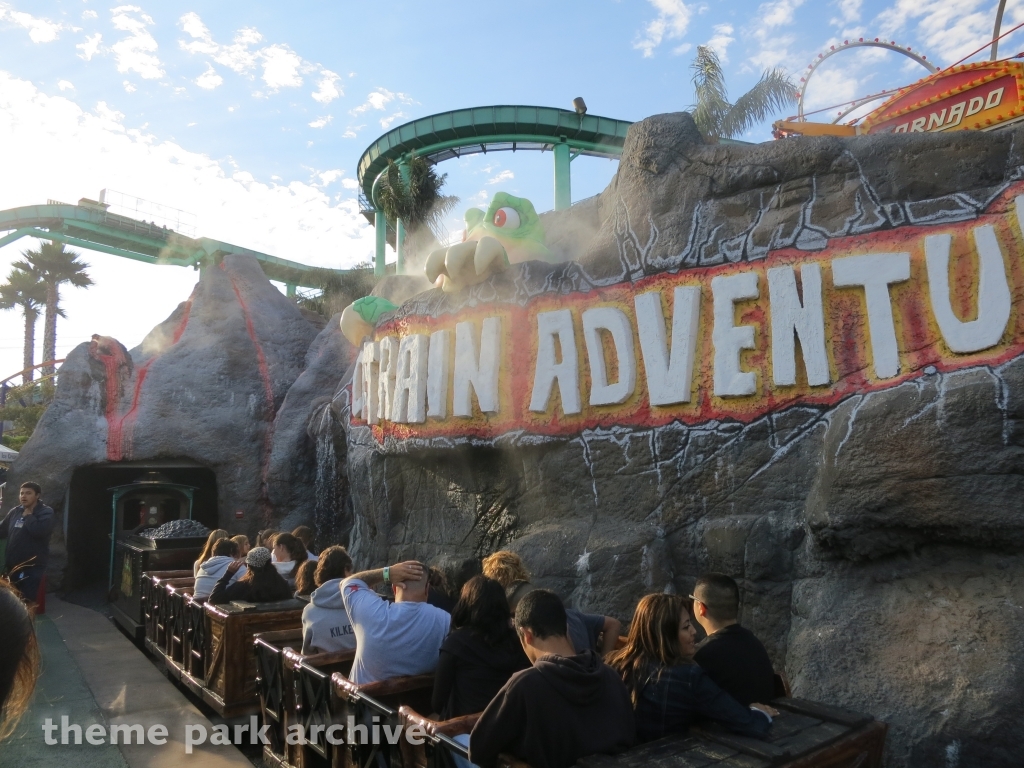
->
[301,546,356,655]
[193,540,247,599]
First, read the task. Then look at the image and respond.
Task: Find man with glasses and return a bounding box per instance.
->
[690,573,776,707]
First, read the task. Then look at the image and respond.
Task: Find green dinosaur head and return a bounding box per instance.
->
[464,192,551,263]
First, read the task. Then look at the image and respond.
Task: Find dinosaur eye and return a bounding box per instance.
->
[492,207,521,229]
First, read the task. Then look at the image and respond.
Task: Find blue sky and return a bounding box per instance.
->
[0,0,1020,381]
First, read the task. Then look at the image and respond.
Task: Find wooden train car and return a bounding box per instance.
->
[137,571,886,768]
[399,698,886,768]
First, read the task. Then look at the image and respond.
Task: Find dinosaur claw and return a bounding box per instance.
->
[425,247,448,284]
[444,241,478,279]
[341,303,374,347]
[474,236,508,276]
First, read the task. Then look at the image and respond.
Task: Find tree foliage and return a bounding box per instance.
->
[689,45,796,140]
[375,154,460,240]
[296,263,378,320]
[14,241,93,375]
[0,265,46,382]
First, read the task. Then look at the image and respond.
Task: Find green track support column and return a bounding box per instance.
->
[374,209,386,276]
[396,218,407,275]
[286,283,296,298]
[395,158,411,275]
[554,140,571,211]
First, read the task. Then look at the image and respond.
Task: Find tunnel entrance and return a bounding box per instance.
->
[64,460,218,596]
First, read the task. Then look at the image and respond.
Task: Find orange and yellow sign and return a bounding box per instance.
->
[862,61,1024,134]
[351,182,1024,443]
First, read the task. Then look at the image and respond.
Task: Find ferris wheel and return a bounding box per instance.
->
[794,38,939,124]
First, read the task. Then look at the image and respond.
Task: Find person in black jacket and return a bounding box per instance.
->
[208,546,291,604]
[0,482,55,602]
[606,593,775,743]
[432,576,529,719]
[691,573,777,707]
[468,589,635,768]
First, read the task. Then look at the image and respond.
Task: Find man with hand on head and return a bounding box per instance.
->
[692,573,776,707]
[468,589,634,768]
[0,483,55,602]
[341,559,450,684]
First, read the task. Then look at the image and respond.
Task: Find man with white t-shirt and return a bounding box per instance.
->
[341,560,450,684]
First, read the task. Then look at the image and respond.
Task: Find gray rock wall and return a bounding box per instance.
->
[339,114,1024,767]
[9,110,1024,766]
[8,253,318,553]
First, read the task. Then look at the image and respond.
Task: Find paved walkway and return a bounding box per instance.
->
[1,596,253,768]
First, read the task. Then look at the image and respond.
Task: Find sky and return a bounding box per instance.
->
[0,0,1022,382]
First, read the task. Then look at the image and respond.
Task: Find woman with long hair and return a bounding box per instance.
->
[193,529,229,576]
[431,575,530,719]
[606,594,775,742]
[271,533,307,587]
[293,560,317,598]
[208,547,292,604]
[301,546,356,654]
[231,534,250,558]
[0,578,39,741]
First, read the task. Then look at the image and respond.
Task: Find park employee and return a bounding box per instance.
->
[1,482,55,602]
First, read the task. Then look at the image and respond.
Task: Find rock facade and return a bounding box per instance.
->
[9,112,1024,766]
[339,115,1024,767]
[8,253,318,565]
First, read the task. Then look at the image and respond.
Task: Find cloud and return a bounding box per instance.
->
[349,89,413,131]
[0,69,376,377]
[830,0,862,27]
[195,64,223,90]
[122,80,136,93]
[57,80,74,91]
[800,65,862,113]
[110,5,164,80]
[0,4,66,43]
[308,115,331,129]
[312,70,341,103]
[178,13,319,94]
[77,32,102,60]
[350,88,397,115]
[315,169,343,187]
[260,44,304,90]
[876,0,991,64]
[744,0,806,71]
[706,23,735,61]
[634,0,692,58]
[82,10,98,21]
[179,12,262,73]
[487,169,514,185]
[341,178,359,189]
[341,128,358,138]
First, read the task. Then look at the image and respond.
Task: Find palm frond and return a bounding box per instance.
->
[719,68,797,139]
[689,45,732,139]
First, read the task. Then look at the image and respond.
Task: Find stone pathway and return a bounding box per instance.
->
[0,596,253,767]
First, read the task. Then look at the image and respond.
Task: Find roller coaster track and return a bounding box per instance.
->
[0,202,349,289]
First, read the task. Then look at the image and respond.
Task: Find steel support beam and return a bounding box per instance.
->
[374,209,387,275]
[554,141,571,211]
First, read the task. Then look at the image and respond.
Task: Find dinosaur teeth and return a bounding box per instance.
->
[474,236,507,276]
[425,247,449,283]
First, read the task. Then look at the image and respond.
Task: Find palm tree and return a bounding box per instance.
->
[296,263,377,320]
[375,154,460,241]
[15,242,94,376]
[0,266,47,384]
[689,45,797,141]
